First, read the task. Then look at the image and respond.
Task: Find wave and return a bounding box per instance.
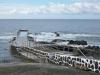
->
[0,32,14,36]
[0,32,15,40]
[38,32,100,37]
[61,33,100,38]
[35,32,100,42]
[0,32,100,45]
[0,32,99,40]
[0,35,15,40]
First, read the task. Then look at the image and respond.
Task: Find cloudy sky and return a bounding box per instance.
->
[0,0,100,19]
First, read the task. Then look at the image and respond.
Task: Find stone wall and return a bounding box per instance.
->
[47,53,100,73]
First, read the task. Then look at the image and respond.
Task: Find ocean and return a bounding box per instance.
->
[0,19,100,34]
[0,19,100,63]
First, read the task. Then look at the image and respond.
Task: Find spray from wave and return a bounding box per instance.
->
[0,32,100,46]
[0,32,15,43]
[0,36,15,40]
[34,32,100,46]
[35,32,100,41]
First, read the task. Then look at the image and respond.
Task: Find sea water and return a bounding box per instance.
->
[0,19,100,62]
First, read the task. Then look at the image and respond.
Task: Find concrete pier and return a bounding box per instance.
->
[10,30,100,73]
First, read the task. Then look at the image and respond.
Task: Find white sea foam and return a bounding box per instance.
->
[61,33,100,38]
[0,32,14,36]
[0,32,99,45]
[0,32,15,40]
[0,35,15,40]
[34,32,100,42]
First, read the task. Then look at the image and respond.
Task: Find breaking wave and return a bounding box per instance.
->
[0,36,14,40]
[34,32,100,46]
[0,32,100,46]
[0,32,15,42]
[35,32,100,41]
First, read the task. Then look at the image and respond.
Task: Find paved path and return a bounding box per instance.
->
[0,63,99,75]
[0,62,67,69]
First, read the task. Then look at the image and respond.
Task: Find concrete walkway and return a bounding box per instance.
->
[0,62,98,75]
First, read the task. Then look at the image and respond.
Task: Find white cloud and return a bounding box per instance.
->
[0,2,100,16]
[75,0,100,2]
